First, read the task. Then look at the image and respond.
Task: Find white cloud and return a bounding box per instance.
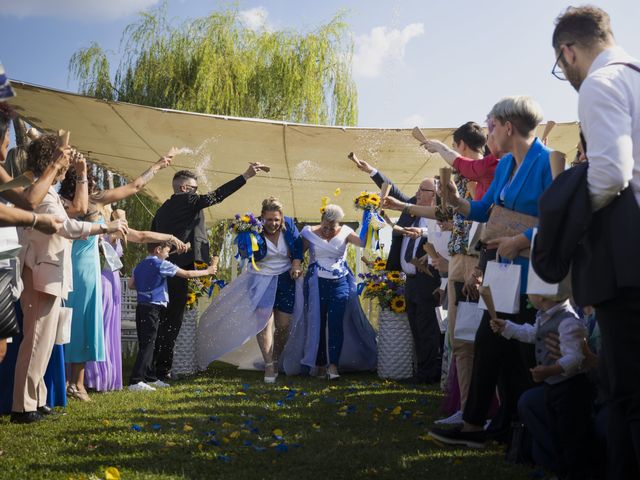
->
[400,114,427,128]
[0,0,160,20]
[353,23,424,78]
[239,6,271,32]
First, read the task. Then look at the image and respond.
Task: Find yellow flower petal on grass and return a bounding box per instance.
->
[272,428,283,438]
[391,406,402,415]
[183,424,193,432]
[105,467,120,480]
[229,431,240,439]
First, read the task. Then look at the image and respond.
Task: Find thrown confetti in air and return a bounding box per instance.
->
[334,188,341,196]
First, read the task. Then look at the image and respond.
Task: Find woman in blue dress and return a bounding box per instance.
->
[197,197,303,383]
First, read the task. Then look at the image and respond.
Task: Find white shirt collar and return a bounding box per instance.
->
[587,45,635,77]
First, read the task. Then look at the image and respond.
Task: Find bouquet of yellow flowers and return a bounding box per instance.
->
[230,213,264,270]
[354,191,381,211]
[353,192,386,251]
[186,261,211,310]
[358,257,406,313]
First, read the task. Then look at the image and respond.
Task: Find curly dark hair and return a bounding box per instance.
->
[59,165,97,201]
[26,134,59,177]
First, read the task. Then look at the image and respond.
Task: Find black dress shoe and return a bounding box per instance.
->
[37,405,55,415]
[10,411,43,424]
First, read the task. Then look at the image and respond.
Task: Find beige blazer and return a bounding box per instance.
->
[18,187,92,299]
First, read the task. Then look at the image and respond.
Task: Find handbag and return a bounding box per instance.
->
[454,299,484,342]
[479,259,521,314]
[480,205,537,257]
[55,302,72,345]
[0,268,19,339]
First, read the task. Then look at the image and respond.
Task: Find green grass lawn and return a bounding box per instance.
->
[0,362,533,479]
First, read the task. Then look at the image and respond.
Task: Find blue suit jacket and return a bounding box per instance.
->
[467,138,552,292]
[254,216,303,263]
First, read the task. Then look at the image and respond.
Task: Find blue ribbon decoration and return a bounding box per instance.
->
[208,279,227,298]
[357,282,366,296]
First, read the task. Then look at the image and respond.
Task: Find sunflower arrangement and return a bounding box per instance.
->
[358,268,406,313]
[354,191,381,211]
[186,261,211,310]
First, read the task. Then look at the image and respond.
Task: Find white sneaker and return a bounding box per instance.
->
[128,381,156,392]
[434,410,464,425]
[148,380,170,388]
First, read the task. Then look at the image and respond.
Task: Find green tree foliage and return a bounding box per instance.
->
[69,3,358,273]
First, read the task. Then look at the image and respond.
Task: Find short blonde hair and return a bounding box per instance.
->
[321,204,344,223]
[261,196,284,215]
[489,96,544,137]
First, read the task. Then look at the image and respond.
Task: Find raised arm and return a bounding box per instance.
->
[351,154,412,203]
[0,147,70,210]
[421,139,458,166]
[92,148,176,206]
[62,152,89,218]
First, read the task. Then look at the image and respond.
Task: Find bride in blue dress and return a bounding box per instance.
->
[196,197,303,383]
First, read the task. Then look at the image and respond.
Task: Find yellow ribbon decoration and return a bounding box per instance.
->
[250,233,260,271]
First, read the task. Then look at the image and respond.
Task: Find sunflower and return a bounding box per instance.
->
[373,258,387,271]
[186,293,197,306]
[194,261,208,269]
[241,215,251,222]
[386,271,402,283]
[368,193,380,207]
[390,295,406,313]
[366,282,384,293]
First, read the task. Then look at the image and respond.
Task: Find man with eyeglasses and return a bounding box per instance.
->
[352,156,443,384]
[150,163,267,382]
[552,6,640,479]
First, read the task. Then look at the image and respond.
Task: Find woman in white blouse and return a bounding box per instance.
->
[283,204,377,379]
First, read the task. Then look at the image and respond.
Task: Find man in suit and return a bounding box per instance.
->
[151,162,266,381]
[552,7,640,478]
[353,157,442,383]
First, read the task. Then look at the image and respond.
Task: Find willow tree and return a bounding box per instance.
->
[69,3,358,271]
[70,4,357,124]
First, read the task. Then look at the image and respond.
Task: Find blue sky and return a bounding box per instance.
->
[2,0,639,129]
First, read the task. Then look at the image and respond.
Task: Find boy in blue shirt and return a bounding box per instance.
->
[128,241,216,391]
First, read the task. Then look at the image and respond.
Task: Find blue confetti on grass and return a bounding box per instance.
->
[209,416,220,422]
[216,454,231,462]
[131,424,142,432]
[275,444,289,453]
[151,424,162,430]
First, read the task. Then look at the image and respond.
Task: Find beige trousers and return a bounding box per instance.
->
[447,254,479,411]
[13,266,60,412]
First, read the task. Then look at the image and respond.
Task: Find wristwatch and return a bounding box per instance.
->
[99,224,108,234]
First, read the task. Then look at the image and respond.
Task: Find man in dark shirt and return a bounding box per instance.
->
[151,162,266,380]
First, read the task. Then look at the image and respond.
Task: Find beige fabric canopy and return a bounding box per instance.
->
[9,81,580,223]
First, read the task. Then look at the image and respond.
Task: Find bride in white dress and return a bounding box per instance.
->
[282,204,377,379]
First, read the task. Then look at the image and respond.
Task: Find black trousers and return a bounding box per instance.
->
[463,294,536,433]
[596,287,640,480]
[545,374,594,480]
[405,274,441,382]
[130,304,167,385]
[153,272,189,379]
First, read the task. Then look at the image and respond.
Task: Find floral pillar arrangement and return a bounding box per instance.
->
[359,257,414,379]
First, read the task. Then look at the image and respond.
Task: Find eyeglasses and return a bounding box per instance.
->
[551,43,574,81]
[419,188,435,193]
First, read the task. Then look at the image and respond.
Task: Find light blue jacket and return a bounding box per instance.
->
[467,137,553,292]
